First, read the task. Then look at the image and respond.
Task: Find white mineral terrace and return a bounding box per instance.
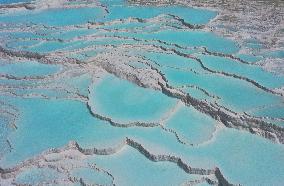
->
[0,0,283,185]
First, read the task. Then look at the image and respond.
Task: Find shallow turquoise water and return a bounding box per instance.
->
[112,29,239,54]
[89,146,199,186]
[165,104,216,144]
[198,54,284,88]
[0,0,283,185]
[0,60,60,77]
[89,75,177,123]
[0,0,31,4]
[0,7,104,26]
[200,129,284,186]
[163,66,282,113]
[104,5,217,24]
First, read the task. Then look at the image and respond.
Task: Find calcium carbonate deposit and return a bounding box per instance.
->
[0,0,284,185]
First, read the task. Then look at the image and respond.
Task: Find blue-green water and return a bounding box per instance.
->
[89,75,177,123]
[0,0,283,185]
[0,0,32,4]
